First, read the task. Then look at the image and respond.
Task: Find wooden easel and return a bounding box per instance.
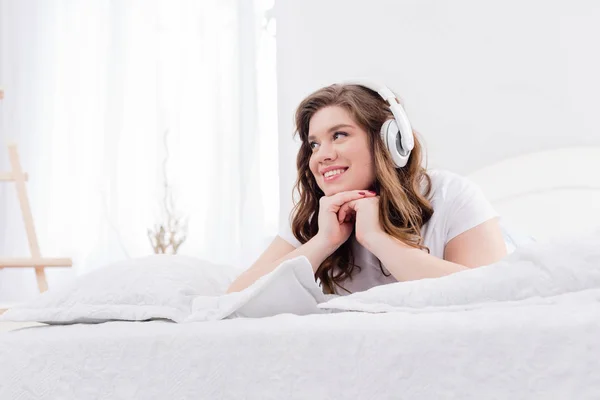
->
[0,95,72,292]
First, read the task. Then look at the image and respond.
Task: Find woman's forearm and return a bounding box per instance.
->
[362,232,468,282]
[226,236,335,293]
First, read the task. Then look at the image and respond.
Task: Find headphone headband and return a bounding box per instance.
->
[344,80,396,102]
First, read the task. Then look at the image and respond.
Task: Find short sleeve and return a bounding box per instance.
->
[278,214,302,248]
[443,174,500,244]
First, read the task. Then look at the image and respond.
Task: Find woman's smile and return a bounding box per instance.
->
[322,166,349,182]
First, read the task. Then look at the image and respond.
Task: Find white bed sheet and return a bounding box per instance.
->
[0,321,43,333]
[1,300,599,400]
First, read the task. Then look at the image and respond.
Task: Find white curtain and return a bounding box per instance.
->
[0,0,279,302]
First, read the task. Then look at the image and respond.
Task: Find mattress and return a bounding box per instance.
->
[1,300,600,400]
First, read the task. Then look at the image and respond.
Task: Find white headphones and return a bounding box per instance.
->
[341,80,414,168]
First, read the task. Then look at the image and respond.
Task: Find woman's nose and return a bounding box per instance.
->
[315,142,337,162]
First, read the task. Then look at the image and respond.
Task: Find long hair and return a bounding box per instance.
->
[290,84,434,294]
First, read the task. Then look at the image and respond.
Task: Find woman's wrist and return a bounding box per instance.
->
[359,231,407,254]
[356,230,382,251]
[299,234,336,273]
[311,233,340,255]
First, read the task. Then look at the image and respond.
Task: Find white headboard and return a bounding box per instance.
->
[467,147,600,242]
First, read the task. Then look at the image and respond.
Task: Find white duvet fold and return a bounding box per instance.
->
[185,256,330,322]
[187,231,600,320]
[318,230,600,313]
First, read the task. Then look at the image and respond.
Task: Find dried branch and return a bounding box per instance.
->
[147,129,188,254]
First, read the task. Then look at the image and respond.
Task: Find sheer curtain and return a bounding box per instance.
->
[0,0,278,302]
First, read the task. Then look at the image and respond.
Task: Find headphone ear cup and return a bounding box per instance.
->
[380,119,410,168]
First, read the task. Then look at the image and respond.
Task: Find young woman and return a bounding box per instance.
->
[227,81,507,295]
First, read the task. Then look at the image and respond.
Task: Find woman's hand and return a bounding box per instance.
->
[315,190,377,251]
[337,195,384,247]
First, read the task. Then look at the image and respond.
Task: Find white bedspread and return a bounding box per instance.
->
[2,299,600,400]
[0,321,43,333]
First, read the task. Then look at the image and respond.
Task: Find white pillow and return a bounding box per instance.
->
[0,255,236,324]
[185,256,329,321]
[318,231,600,313]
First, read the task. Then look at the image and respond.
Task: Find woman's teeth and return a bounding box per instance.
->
[324,168,347,178]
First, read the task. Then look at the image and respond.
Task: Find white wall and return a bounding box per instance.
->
[275,0,600,223]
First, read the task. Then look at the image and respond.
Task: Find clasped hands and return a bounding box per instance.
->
[315,190,385,251]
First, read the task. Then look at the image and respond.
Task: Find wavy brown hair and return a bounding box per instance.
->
[289,83,434,294]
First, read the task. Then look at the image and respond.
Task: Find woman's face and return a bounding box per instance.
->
[308,106,376,196]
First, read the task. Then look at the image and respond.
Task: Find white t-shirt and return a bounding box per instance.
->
[278,169,500,294]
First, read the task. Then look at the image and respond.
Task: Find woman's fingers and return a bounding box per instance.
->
[334,191,375,223]
[338,201,356,223]
[330,190,376,209]
[338,203,348,223]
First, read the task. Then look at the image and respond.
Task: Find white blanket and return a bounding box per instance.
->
[319,230,600,313]
[185,231,600,320]
[186,256,331,321]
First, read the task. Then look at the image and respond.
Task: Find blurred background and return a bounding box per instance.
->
[1,0,600,304]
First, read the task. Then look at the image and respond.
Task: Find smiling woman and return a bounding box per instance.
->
[227,81,507,295]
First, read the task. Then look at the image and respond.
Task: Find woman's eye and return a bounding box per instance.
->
[309,132,346,150]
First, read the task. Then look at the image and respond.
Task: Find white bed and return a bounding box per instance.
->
[2,303,600,400]
[1,147,600,399]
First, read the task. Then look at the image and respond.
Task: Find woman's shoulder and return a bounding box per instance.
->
[423,168,497,221]
[424,169,479,200]
[422,168,499,245]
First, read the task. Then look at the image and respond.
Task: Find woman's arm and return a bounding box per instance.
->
[361,218,507,282]
[226,235,335,293]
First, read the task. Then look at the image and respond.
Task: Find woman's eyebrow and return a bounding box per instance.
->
[308,124,354,141]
